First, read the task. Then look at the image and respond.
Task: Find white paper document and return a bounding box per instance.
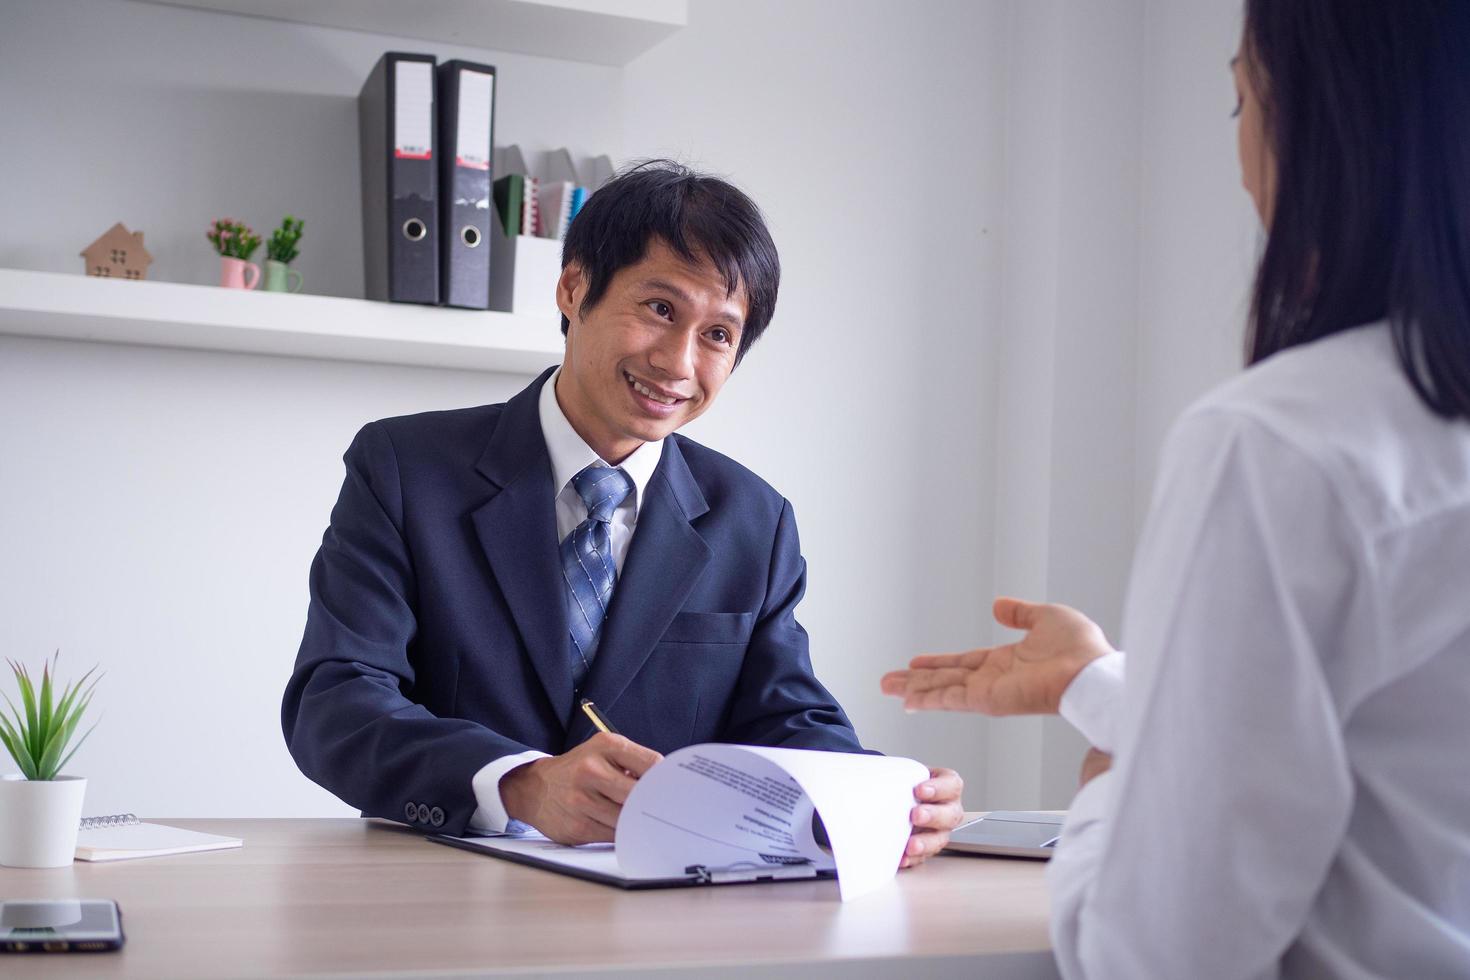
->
[437,744,927,902]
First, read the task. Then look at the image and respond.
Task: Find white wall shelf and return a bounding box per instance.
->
[142,0,687,67]
[0,269,564,375]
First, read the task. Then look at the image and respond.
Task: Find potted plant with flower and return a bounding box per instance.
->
[264,215,305,293]
[207,217,263,290]
[0,653,100,867]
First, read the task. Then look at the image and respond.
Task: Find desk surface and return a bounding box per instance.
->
[1,818,1056,979]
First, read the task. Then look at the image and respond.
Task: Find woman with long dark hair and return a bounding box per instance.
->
[884,2,1470,975]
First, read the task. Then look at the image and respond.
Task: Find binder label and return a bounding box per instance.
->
[456,70,494,171]
[394,60,433,160]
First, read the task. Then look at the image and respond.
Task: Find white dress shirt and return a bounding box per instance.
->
[468,369,665,833]
[1048,324,1470,978]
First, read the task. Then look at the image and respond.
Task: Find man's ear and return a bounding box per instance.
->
[556,262,586,324]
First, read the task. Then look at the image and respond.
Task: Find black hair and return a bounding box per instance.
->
[559,159,780,364]
[1242,0,1470,418]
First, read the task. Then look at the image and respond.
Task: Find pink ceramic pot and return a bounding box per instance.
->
[219,256,261,290]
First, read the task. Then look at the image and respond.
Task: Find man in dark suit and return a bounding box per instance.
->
[282,162,961,863]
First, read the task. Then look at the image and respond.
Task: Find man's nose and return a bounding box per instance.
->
[649,327,697,379]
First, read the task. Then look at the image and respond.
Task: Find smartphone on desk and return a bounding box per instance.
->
[0,899,124,952]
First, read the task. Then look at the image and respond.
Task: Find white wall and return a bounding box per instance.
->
[983,0,1146,808]
[0,0,1259,819]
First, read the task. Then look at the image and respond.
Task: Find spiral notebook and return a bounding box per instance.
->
[75,814,243,862]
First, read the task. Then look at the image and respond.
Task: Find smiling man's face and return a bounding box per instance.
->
[553,237,748,464]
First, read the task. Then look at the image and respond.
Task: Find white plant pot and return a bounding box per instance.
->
[0,774,87,867]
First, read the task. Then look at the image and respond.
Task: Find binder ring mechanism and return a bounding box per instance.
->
[461,225,482,248]
[402,218,428,242]
[684,860,820,885]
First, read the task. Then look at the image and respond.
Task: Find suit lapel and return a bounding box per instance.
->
[579,438,712,716]
[470,368,575,725]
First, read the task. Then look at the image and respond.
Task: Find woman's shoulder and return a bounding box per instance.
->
[1170,322,1470,535]
[1192,322,1397,424]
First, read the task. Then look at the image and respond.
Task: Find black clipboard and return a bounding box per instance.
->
[428,833,836,890]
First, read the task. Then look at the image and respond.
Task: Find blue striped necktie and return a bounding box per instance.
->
[561,464,635,691]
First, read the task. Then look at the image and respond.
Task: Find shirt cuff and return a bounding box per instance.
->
[469,750,550,834]
[1059,650,1126,753]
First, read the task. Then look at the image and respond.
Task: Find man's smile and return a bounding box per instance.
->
[623,370,689,407]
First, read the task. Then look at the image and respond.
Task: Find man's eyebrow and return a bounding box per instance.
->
[634,278,693,303]
[635,277,745,327]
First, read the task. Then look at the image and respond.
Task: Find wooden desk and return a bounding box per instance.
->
[1,819,1058,979]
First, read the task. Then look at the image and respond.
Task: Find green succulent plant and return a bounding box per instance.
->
[0,653,99,781]
[267,215,304,264]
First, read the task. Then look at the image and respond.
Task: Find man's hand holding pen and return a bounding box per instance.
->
[500,732,663,845]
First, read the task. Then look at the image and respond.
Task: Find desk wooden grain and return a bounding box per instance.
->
[0,818,1057,979]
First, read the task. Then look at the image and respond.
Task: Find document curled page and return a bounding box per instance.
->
[434,744,927,901]
[618,744,927,901]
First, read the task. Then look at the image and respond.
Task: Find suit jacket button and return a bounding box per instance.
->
[429,806,445,828]
[404,801,418,822]
[417,803,431,824]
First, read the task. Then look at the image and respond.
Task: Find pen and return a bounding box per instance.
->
[580,698,622,736]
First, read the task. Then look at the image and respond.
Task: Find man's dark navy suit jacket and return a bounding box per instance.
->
[282,369,862,836]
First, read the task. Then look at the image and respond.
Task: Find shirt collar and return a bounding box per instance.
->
[538,367,664,514]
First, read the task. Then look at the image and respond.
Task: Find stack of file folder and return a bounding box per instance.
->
[358,51,609,313]
[359,52,498,310]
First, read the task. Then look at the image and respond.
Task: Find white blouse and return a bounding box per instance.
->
[1048,324,1470,978]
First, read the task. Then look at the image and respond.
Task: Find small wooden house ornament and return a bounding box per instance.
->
[81,222,153,280]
